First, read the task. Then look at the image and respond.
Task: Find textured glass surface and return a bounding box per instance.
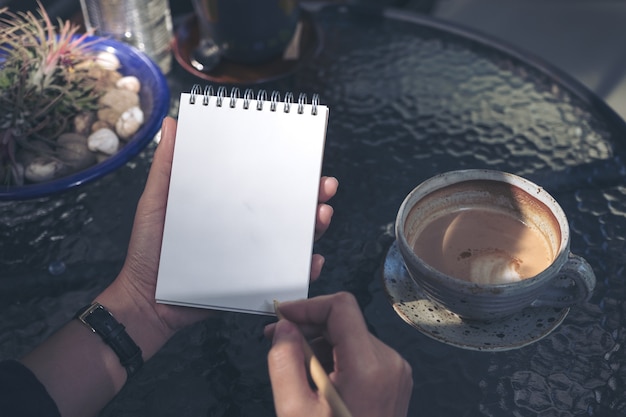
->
[1,5,625,416]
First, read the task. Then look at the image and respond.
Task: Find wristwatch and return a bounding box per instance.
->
[75,302,143,378]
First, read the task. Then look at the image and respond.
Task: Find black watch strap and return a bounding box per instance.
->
[75,302,143,378]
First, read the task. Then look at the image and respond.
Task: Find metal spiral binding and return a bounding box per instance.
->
[243,89,254,110]
[202,85,214,105]
[270,91,280,112]
[256,90,267,110]
[216,86,227,107]
[189,84,202,104]
[187,84,319,115]
[284,92,293,113]
[229,88,239,108]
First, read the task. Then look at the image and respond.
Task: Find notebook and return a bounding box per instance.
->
[155,85,329,315]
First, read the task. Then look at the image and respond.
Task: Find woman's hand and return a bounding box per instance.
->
[265,292,413,417]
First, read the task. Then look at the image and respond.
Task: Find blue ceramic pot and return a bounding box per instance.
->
[0,36,170,200]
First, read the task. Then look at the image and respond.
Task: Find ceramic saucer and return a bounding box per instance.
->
[382,241,569,352]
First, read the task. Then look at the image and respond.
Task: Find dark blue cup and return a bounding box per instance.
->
[192,0,301,64]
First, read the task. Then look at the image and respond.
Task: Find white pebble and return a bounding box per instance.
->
[24,157,65,182]
[116,106,144,139]
[95,51,120,71]
[88,128,120,155]
[116,76,141,93]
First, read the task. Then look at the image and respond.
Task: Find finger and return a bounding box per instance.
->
[318,176,338,203]
[309,254,325,281]
[126,117,177,259]
[276,293,370,366]
[268,320,319,416]
[264,320,326,341]
[309,337,334,373]
[314,203,334,241]
[140,117,177,207]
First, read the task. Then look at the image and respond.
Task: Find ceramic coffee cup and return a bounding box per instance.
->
[395,169,596,322]
[191,0,301,64]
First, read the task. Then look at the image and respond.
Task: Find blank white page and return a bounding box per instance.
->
[155,89,328,315]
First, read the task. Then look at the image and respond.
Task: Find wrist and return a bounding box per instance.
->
[95,275,173,363]
[75,302,143,378]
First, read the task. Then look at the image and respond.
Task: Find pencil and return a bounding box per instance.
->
[273,300,354,417]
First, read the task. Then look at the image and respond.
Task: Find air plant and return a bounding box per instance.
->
[0,2,101,186]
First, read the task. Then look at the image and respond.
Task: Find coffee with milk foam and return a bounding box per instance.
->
[411,190,555,285]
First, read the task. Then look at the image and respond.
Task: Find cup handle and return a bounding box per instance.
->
[531,253,596,308]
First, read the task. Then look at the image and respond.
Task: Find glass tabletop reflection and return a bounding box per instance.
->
[1,4,625,416]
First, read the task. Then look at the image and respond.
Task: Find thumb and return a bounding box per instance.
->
[268,320,318,416]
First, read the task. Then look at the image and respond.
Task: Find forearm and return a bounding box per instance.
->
[20,277,171,417]
[20,319,123,417]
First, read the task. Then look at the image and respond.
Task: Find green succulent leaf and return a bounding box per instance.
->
[0,1,102,185]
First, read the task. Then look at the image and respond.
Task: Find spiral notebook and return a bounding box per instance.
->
[155,86,329,315]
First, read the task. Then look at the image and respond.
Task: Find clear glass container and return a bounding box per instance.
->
[79,0,173,74]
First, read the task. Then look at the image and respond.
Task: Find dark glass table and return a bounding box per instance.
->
[2,4,625,416]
